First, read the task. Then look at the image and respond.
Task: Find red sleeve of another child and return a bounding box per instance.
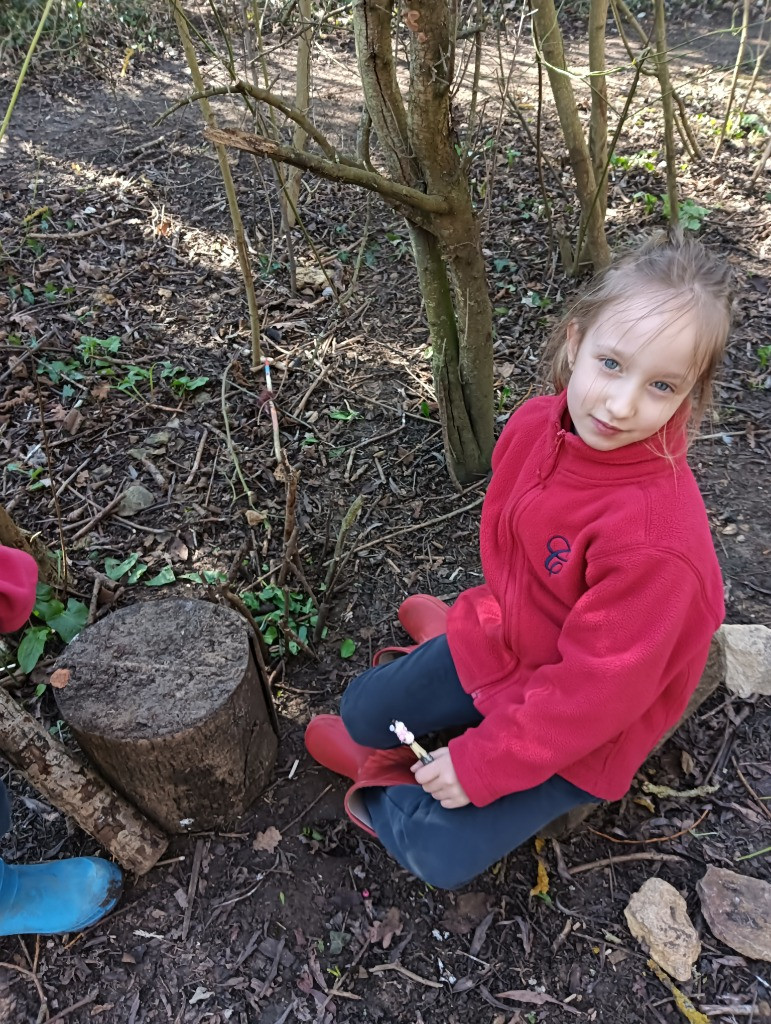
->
[0,545,38,633]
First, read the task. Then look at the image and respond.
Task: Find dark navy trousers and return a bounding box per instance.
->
[340,635,598,889]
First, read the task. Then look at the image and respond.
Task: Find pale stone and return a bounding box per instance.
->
[721,624,771,697]
[624,878,701,981]
[698,867,771,962]
[117,483,156,517]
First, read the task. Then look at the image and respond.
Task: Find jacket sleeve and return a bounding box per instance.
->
[448,548,720,807]
[0,546,38,633]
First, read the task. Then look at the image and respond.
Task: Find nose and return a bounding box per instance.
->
[605,381,637,421]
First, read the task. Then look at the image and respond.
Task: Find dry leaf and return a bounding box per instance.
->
[369,906,403,949]
[62,408,84,435]
[50,668,70,690]
[91,381,111,400]
[496,989,583,1015]
[253,826,282,853]
[245,509,268,527]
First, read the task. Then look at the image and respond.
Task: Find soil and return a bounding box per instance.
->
[1,4,770,1023]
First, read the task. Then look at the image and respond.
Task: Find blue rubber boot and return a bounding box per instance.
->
[0,856,123,936]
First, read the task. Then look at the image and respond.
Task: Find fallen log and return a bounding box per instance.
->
[0,687,168,875]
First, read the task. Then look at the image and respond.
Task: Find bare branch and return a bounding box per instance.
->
[203,126,452,215]
[157,80,338,160]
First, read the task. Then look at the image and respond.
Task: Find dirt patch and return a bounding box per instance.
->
[0,5,770,1023]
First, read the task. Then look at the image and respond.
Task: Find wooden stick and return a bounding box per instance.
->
[0,688,168,874]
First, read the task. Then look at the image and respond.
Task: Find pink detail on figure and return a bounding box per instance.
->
[389,719,433,764]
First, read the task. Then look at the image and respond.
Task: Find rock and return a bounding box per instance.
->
[624,878,701,981]
[721,624,771,697]
[117,483,156,517]
[698,867,771,962]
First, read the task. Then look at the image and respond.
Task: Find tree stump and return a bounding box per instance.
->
[55,599,278,833]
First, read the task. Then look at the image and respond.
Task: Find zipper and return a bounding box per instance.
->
[538,428,566,483]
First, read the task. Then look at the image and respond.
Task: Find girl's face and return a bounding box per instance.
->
[566,294,699,451]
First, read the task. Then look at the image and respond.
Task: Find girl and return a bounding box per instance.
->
[305,234,731,890]
[0,544,123,935]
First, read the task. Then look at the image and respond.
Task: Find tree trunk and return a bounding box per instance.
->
[652,0,679,226]
[588,0,610,224]
[0,687,168,874]
[55,599,278,834]
[353,0,494,482]
[285,0,312,227]
[531,0,611,271]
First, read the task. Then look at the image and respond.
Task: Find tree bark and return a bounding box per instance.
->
[285,0,313,227]
[588,0,610,224]
[352,0,494,481]
[0,688,168,875]
[55,599,278,834]
[530,0,611,271]
[653,0,679,226]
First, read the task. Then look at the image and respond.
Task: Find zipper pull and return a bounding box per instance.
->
[538,429,566,482]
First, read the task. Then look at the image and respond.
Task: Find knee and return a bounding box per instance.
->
[407,855,471,891]
[340,678,383,748]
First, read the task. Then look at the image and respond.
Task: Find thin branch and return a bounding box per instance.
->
[157,81,338,161]
[203,126,451,215]
[713,0,751,159]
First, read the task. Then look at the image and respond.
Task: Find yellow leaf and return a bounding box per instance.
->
[647,960,708,1024]
[634,795,656,813]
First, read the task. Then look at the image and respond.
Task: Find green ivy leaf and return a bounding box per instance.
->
[18,626,51,674]
[144,566,176,587]
[48,599,88,643]
[340,638,356,659]
[104,552,140,581]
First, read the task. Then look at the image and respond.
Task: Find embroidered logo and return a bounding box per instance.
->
[544,535,571,575]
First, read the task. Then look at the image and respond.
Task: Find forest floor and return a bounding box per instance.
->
[0,2,770,1023]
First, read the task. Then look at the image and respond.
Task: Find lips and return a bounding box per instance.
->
[590,416,623,436]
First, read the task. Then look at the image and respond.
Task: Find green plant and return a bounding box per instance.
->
[521,290,551,310]
[328,407,361,423]
[240,584,325,656]
[6,462,48,492]
[757,345,771,369]
[340,638,356,658]
[77,333,120,366]
[16,583,88,680]
[663,196,710,232]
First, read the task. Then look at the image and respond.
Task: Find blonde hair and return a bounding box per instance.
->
[542,233,734,434]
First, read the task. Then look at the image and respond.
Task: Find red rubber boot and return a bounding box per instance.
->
[372,594,450,666]
[305,715,417,836]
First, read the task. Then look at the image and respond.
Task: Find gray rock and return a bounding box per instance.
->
[698,866,771,962]
[721,624,771,697]
[624,878,701,981]
[117,483,156,517]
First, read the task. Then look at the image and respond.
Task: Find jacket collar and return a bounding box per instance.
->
[547,390,690,481]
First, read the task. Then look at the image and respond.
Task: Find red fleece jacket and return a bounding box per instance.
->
[0,545,38,633]
[445,392,724,806]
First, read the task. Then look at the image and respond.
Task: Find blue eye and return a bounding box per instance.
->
[652,381,672,393]
[602,357,619,371]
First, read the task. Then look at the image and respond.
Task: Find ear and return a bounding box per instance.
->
[566,321,581,370]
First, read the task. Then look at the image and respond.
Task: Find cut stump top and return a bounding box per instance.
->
[57,599,252,739]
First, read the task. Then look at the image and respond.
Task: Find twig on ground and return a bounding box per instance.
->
[181,839,205,942]
[350,495,484,557]
[66,489,126,541]
[184,427,209,487]
[731,756,771,822]
[586,807,710,845]
[45,991,98,1023]
[368,963,443,988]
[283,784,333,833]
[568,851,685,875]
[0,958,48,1021]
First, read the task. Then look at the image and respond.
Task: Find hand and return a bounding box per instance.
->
[411,747,470,809]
